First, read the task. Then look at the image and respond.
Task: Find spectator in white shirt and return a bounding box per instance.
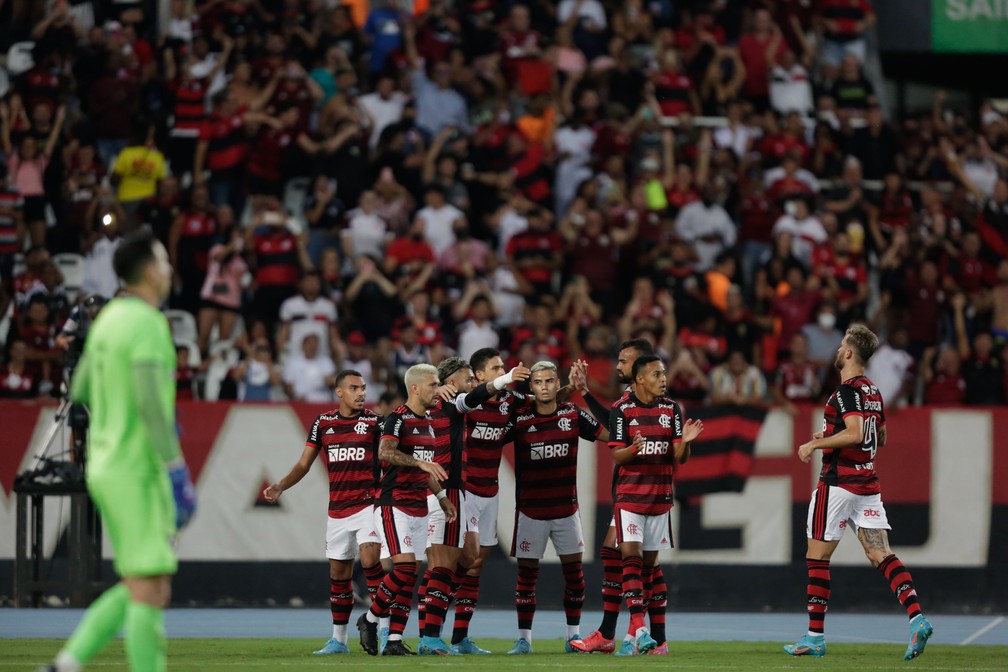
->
[283,333,337,402]
[416,183,466,257]
[771,197,828,269]
[713,100,756,159]
[454,287,501,360]
[343,190,390,261]
[357,73,407,150]
[81,213,122,300]
[865,327,915,409]
[553,113,596,216]
[770,48,814,116]
[674,181,738,271]
[277,271,342,361]
[557,0,607,30]
[342,330,377,391]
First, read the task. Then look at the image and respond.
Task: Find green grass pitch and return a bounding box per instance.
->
[2,639,1005,671]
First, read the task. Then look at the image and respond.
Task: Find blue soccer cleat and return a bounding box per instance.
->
[418,635,456,656]
[313,637,349,655]
[904,615,933,661]
[784,633,826,657]
[634,629,657,655]
[507,638,533,654]
[451,637,492,655]
[614,640,637,657]
[378,626,390,654]
[565,634,583,653]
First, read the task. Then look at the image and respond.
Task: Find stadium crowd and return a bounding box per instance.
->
[0,0,1007,409]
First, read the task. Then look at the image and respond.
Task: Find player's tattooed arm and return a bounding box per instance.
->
[879,425,887,447]
[378,438,417,467]
[857,527,891,555]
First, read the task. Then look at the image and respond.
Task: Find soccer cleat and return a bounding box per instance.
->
[382,640,416,656]
[569,630,616,653]
[635,629,658,655]
[565,634,583,652]
[379,627,390,654]
[356,613,378,656]
[904,616,933,661]
[614,640,637,656]
[649,642,669,655]
[313,637,349,654]
[784,633,826,657]
[418,635,456,656]
[507,638,533,654]
[451,637,492,655]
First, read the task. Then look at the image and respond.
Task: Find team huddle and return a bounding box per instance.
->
[264,325,933,660]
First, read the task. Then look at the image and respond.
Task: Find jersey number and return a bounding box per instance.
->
[862,416,878,459]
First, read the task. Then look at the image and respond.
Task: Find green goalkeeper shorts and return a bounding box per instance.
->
[88,472,178,577]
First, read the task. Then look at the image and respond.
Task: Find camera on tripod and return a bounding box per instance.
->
[15,295,108,486]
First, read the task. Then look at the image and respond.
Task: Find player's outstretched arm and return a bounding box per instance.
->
[263,445,317,502]
[456,362,532,413]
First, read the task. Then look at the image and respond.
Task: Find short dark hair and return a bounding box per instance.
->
[631,354,662,381]
[437,356,470,383]
[335,369,364,386]
[844,324,879,365]
[113,230,158,285]
[619,338,655,357]
[470,347,501,373]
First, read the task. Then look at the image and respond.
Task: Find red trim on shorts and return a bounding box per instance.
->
[381,507,401,557]
[510,510,519,557]
[812,483,829,541]
[614,508,625,546]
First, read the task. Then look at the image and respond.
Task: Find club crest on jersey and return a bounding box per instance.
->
[354,421,369,435]
[558,417,572,432]
[658,414,671,429]
[499,401,510,415]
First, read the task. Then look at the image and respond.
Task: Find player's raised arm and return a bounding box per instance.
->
[455,362,531,412]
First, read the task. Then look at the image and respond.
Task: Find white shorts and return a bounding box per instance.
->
[426,491,466,549]
[375,505,429,559]
[807,484,891,542]
[614,507,674,552]
[466,491,499,547]
[511,511,584,559]
[326,506,381,560]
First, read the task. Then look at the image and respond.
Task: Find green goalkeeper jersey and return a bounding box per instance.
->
[71,296,177,481]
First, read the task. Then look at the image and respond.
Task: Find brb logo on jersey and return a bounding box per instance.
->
[558,417,572,432]
[471,424,506,441]
[329,447,366,461]
[415,449,435,462]
[354,421,369,435]
[531,443,569,460]
[639,441,669,456]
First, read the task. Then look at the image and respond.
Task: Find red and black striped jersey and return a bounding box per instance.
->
[464,389,526,497]
[200,107,249,174]
[819,374,884,495]
[430,397,466,491]
[378,405,436,516]
[0,187,24,255]
[305,409,382,518]
[509,401,602,520]
[609,393,684,515]
[170,79,209,136]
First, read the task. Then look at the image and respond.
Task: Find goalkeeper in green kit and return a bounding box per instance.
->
[40,231,197,672]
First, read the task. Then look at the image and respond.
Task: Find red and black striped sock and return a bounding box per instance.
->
[807,559,831,635]
[452,574,480,645]
[515,564,539,631]
[878,555,922,620]
[369,563,408,621]
[599,546,622,639]
[622,555,646,634]
[562,561,585,627]
[422,567,454,637]
[362,563,384,607]
[416,569,431,636]
[330,579,354,626]
[648,565,668,645]
[388,562,418,638]
[641,564,654,612]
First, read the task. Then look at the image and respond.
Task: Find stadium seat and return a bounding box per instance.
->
[164,309,199,343]
[53,253,86,303]
[173,338,202,368]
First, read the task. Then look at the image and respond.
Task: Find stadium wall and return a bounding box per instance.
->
[2,401,1006,613]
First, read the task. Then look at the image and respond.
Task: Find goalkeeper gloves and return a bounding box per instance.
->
[168,459,197,529]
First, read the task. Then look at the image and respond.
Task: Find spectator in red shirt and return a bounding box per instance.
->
[500,4,551,96]
[817,0,875,71]
[905,260,946,359]
[651,49,701,118]
[510,302,568,364]
[244,198,312,334]
[0,338,38,399]
[505,206,563,295]
[771,265,822,359]
[738,8,785,111]
[921,346,966,406]
[385,218,436,282]
[773,332,822,414]
[169,185,218,314]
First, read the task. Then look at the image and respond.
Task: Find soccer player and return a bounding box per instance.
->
[570,338,673,655]
[40,231,197,672]
[784,324,933,660]
[450,347,528,653]
[262,370,385,655]
[609,354,704,656]
[357,364,453,656]
[506,361,606,655]
[418,356,531,655]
